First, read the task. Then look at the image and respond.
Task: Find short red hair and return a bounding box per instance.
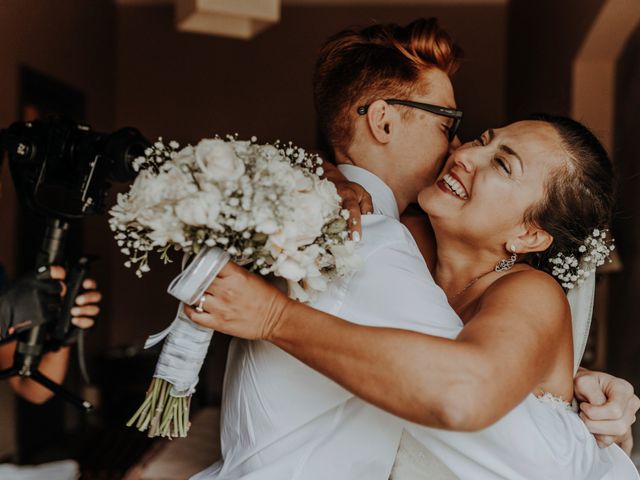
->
[313,18,462,154]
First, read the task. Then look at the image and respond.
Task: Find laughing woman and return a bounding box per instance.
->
[188,115,638,479]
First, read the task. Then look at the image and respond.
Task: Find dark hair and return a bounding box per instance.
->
[313,18,462,155]
[524,113,615,279]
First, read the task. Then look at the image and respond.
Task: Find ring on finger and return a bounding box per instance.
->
[195,295,206,313]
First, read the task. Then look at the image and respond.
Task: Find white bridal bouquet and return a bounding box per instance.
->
[109,136,359,438]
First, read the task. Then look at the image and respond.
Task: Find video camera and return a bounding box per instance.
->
[0,117,149,410]
[1,117,146,219]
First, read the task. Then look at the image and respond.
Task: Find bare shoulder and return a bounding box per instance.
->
[479,267,570,330]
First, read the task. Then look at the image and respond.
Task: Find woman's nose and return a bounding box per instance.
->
[452,147,475,173]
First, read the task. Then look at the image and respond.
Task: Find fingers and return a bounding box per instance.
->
[75,291,102,306]
[71,317,95,329]
[579,412,630,437]
[580,400,624,422]
[335,181,374,241]
[594,435,615,448]
[71,305,100,317]
[359,192,374,215]
[342,198,363,241]
[574,373,607,405]
[49,265,66,281]
[82,278,97,290]
[184,301,220,330]
[48,265,68,297]
[620,432,634,455]
[580,379,636,422]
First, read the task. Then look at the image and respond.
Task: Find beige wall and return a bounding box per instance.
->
[507,0,606,119]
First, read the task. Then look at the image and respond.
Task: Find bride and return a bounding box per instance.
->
[187,114,639,478]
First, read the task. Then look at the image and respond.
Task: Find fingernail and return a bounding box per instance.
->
[352,218,358,225]
[71,307,81,316]
[352,231,360,242]
[76,297,85,305]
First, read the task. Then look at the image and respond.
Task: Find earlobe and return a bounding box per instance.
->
[515,227,554,254]
[366,99,393,144]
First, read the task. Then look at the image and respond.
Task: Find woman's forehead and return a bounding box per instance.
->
[494,121,566,168]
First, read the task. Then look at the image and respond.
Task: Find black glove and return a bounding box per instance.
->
[0,266,62,340]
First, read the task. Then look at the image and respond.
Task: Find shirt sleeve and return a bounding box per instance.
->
[312,215,463,339]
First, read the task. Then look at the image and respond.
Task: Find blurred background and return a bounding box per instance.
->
[0,0,638,478]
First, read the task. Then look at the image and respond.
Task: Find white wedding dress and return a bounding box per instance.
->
[391,394,638,479]
[391,274,640,479]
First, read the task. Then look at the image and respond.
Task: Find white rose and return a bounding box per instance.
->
[159,167,198,201]
[314,178,341,216]
[287,280,309,302]
[175,188,222,227]
[288,191,327,244]
[269,178,340,251]
[195,139,245,182]
[274,257,307,281]
[143,210,187,246]
[330,243,363,275]
[172,145,195,165]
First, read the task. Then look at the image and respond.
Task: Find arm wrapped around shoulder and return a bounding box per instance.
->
[436,269,574,431]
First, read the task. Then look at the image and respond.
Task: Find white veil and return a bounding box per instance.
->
[566,273,596,374]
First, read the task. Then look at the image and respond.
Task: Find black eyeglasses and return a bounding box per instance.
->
[357,99,463,142]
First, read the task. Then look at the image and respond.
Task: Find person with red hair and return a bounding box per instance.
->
[189,19,639,479]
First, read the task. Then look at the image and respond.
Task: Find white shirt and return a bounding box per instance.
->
[191,165,463,480]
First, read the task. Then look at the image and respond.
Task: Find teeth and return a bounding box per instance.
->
[443,174,468,200]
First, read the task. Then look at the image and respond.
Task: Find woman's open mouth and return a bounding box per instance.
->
[437,172,469,200]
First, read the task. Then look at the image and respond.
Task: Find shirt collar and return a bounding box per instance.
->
[337,164,400,220]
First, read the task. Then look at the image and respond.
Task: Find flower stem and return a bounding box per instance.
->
[127,378,192,438]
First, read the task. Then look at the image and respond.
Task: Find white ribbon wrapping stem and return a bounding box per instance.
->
[143,247,230,396]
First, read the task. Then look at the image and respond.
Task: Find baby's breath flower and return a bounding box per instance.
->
[548,228,615,290]
[109,135,358,305]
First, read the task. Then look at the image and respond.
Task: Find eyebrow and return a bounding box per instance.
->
[487,129,524,173]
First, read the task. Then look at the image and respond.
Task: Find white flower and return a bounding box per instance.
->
[330,242,364,275]
[110,135,359,288]
[257,218,280,235]
[175,188,222,227]
[195,139,245,182]
[274,257,307,282]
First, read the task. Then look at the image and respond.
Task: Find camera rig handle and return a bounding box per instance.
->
[51,256,93,349]
[0,218,94,412]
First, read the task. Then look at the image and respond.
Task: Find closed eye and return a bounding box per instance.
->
[495,157,511,174]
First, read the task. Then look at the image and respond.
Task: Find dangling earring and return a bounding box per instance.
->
[495,244,518,272]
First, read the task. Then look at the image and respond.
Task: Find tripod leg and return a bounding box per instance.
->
[28,370,93,412]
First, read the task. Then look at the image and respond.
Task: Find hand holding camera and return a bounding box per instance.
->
[0,266,63,341]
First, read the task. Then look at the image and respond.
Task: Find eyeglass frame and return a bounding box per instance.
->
[356,99,463,142]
